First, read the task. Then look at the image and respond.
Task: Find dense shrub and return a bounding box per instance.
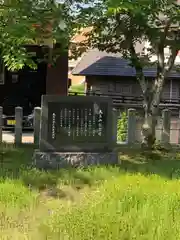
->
[117,111,128,142]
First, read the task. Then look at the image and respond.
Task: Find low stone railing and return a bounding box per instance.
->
[0,106,174,146]
[126,108,172,145]
[0,107,41,145]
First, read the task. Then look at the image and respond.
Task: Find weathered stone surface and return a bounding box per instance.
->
[15,106,23,145]
[40,95,114,152]
[33,150,118,169]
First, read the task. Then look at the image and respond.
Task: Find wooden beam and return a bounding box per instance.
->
[46,45,68,95]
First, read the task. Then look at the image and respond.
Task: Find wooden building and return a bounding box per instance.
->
[72,49,180,144]
[0,44,68,99]
[72,49,180,107]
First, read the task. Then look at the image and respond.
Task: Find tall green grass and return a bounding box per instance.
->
[0,146,180,238]
[40,174,180,239]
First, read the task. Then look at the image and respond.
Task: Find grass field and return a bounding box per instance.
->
[1,145,180,239]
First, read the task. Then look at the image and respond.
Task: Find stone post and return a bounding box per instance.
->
[34,107,41,145]
[15,106,23,145]
[161,109,171,145]
[127,108,136,145]
[0,107,3,144]
[112,108,118,145]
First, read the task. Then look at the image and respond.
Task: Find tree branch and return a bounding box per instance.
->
[165,44,179,73]
[157,45,164,69]
[151,27,179,109]
[129,42,148,94]
[160,19,171,44]
[157,19,171,69]
[151,41,178,111]
[125,13,148,95]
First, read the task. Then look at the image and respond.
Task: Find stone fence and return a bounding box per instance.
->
[0,106,177,146]
[125,108,179,145]
[0,106,41,145]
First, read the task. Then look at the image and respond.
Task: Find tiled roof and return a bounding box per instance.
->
[72,49,180,78]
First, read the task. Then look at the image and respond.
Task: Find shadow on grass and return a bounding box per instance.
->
[1,144,180,199]
[119,148,180,179]
[0,143,120,198]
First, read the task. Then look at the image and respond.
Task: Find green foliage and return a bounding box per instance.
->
[79,0,180,147]
[117,111,127,142]
[83,0,180,61]
[81,0,180,84]
[1,146,180,237]
[0,0,84,70]
[69,83,85,93]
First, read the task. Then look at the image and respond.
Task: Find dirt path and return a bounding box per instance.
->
[2,131,34,143]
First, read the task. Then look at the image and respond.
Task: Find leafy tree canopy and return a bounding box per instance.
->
[78,0,180,147]
[0,0,82,70]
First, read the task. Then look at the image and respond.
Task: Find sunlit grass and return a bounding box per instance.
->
[69,83,85,93]
[41,174,180,239]
[0,145,180,238]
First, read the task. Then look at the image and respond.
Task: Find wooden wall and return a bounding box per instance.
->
[86,76,180,101]
[46,44,68,95]
[0,45,69,100]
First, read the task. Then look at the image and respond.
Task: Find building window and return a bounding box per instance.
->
[12,74,19,83]
[116,83,132,95]
[108,83,115,92]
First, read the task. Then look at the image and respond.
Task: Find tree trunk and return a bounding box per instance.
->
[141,74,165,149]
[141,103,158,149]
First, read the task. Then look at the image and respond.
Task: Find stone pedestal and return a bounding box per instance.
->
[33,150,118,169]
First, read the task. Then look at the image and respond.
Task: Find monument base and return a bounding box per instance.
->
[33,150,119,169]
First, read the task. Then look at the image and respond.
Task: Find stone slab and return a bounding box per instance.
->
[33,150,119,169]
[40,95,114,152]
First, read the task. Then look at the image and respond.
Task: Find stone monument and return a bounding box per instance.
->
[33,95,118,168]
